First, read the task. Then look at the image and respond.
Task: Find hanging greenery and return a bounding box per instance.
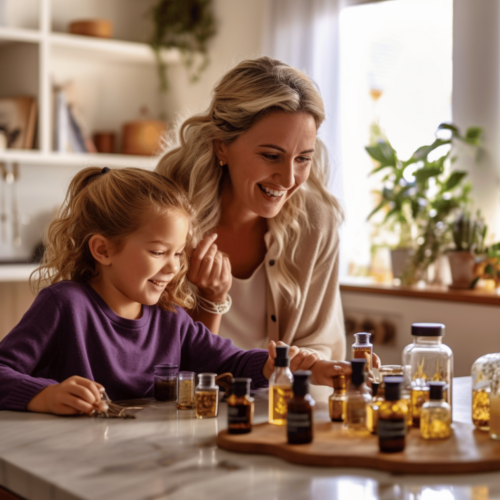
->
[150,0,217,91]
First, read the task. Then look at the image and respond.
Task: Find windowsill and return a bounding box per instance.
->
[339,277,500,306]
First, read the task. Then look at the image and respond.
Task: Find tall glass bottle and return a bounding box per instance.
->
[352,332,373,371]
[227,378,254,434]
[329,374,347,422]
[345,359,371,432]
[378,376,408,453]
[402,323,453,426]
[287,370,315,444]
[420,381,451,440]
[269,345,294,425]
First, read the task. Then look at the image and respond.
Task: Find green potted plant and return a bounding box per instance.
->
[366,123,482,284]
[150,0,217,91]
[447,210,486,289]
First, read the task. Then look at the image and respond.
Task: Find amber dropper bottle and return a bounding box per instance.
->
[269,345,294,425]
[329,374,347,422]
[378,376,408,453]
[287,370,315,444]
[345,359,371,432]
[227,378,254,435]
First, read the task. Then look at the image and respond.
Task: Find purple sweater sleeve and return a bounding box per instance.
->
[0,288,60,410]
[179,314,269,389]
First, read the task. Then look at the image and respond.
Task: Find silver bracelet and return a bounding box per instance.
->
[197,294,232,315]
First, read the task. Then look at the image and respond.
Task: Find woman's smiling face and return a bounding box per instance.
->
[216,111,317,219]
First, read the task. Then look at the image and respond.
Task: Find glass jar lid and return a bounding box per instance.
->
[411,323,445,337]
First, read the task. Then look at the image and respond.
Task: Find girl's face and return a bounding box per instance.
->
[216,111,317,219]
[106,209,189,308]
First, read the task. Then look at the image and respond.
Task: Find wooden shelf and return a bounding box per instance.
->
[49,32,180,65]
[0,150,160,169]
[340,279,500,306]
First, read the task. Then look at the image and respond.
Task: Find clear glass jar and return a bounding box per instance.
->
[471,353,500,431]
[177,371,195,410]
[420,381,451,440]
[352,332,373,371]
[402,323,453,425]
[154,364,178,402]
[195,373,219,419]
[269,345,294,426]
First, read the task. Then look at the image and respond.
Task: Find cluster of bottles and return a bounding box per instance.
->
[329,324,453,450]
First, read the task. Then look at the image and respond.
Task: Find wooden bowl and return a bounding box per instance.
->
[69,19,113,39]
[122,120,167,156]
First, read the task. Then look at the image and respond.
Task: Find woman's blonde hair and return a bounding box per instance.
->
[31,167,196,312]
[157,56,342,304]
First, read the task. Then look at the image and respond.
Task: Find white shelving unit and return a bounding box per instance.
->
[0,0,179,169]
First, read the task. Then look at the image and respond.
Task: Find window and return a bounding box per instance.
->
[338,0,453,279]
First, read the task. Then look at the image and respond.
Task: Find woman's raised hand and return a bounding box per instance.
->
[26,376,104,415]
[188,233,232,302]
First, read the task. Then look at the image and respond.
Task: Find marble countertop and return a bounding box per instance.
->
[1,378,499,500]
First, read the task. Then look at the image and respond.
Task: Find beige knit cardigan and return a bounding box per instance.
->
[263,193,346,362]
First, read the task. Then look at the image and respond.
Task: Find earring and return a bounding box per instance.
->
[219,160,224,167]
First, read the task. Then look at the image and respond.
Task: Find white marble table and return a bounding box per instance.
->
[1,378,500,500]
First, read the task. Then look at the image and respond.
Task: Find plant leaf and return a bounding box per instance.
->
[441,171,468,192]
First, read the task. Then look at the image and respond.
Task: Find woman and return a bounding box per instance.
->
[157,57,346,366]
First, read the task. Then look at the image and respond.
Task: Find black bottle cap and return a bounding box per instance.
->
[411,323,445,337]
[231,378,251,397]
[350,359,366,386]
[292,370,311,397]
[372,382,380,398]
[354,332,371,344]
[429,381,446,401]
[383,376,403,401]
[275,345,290,367]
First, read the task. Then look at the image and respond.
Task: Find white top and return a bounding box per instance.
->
[219,261,268,350]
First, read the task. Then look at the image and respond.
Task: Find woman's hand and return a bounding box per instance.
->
[262,341,320,379]
[309,360,352,386]
[188,233,232,303]
[26,376,103,415]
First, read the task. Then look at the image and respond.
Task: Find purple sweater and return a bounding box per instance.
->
[0,281,269,411]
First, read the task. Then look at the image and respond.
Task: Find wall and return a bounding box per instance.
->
[341,290,500,377]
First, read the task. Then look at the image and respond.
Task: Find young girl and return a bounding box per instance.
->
[0,167,349,415]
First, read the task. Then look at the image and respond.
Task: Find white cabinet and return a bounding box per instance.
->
[0,0,179,168]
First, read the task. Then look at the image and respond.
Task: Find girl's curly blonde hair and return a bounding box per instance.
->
[31,167,196,312]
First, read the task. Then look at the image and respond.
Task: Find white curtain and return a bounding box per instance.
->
[264,0,343,202]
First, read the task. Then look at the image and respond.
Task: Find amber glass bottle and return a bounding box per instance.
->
[287,370,315,444]
[378,376,408,452]
[366,382,381,434]
[227,378,254,434]
[345,359,371,432]
[329,374,347,422]
[352,332,373,371]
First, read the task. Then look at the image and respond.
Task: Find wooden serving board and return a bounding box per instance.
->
[217,421,500,474]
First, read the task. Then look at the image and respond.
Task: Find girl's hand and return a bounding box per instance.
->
[262,341,319,379]
[189,233,232,303]
[26,376,103,415]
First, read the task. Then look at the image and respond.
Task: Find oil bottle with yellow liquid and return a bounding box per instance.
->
[402,323,453,427]
[269,345,294,425]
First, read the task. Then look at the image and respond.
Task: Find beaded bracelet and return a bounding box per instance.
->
[197,294,232,315]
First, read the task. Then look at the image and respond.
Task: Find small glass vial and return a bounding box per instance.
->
[269,345,294,426]
[227,378,254,434]
[177,371,195,409]
[378,376,408,453]
[402,323,453,415]
[366,382,381,434]
[287,370,315,444]
[329,374,347,422]
[352,332,373,371]
[195,373,219,419]
[420,381,451,440]
[345,359,371,432]
[471,353,500,431]
[490,367,500,440]
[154,364,178,402]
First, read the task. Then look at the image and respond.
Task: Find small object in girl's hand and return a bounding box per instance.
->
[90,389,136,419]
